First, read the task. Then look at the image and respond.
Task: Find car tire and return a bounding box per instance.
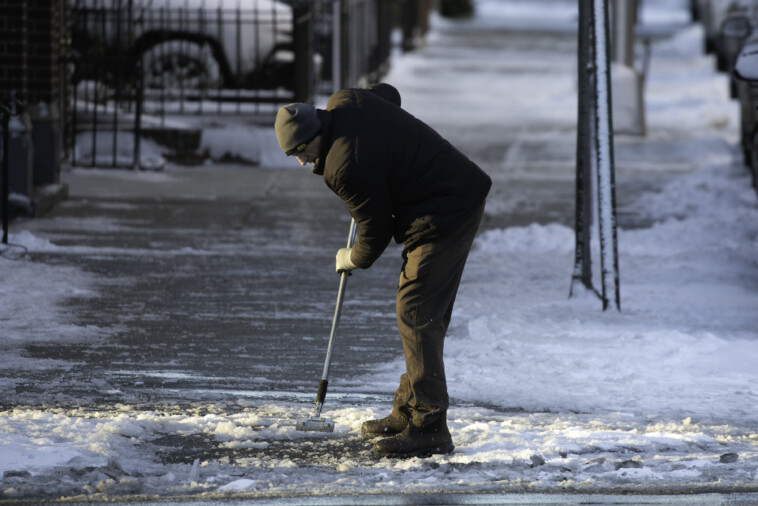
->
[141,40,223,90]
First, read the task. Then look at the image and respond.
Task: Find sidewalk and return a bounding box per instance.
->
[2,1,758,503]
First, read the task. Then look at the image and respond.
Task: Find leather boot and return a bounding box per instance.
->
[372,413,454,458]
[360,410,408,437]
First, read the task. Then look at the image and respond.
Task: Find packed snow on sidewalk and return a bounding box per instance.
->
[2,0,758,501]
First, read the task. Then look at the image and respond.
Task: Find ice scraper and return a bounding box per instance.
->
[296,218,357,432]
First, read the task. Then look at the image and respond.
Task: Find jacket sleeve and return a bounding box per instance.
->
[331,157,394,269]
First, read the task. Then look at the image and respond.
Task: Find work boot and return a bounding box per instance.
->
[372,414,454,458]
[360,410,408,438]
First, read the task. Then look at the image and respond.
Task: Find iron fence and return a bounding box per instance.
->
[62,0,402,168]
[315,0,393,92]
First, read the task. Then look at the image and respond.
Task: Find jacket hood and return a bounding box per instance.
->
[365,83,401,107]
[311,109,332,176]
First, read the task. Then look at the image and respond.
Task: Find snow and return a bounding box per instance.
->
[2,0,758,501]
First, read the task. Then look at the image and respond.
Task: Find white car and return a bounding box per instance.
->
[72,0,298,90]
[733,27,758,188]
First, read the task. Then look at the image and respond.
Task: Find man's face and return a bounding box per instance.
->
[294,136,321,166]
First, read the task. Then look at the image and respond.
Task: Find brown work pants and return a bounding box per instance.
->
[393,202,485,428]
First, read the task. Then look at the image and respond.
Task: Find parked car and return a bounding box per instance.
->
[716,4,758,101]
[694,0,758,81]
[733,27,758,189]
[717,2,758,73]
[696,0,738,54]
[71,0,308,91]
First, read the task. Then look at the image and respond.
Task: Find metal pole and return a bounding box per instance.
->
[133,57,144,170]
[592,0,621,311]
[293,2,314,103]
[332,0,341,92]
[314,218,357,417]
[59,0,68,161]
[571,0,595,296]
[1,106,9,245]
[612,0,636,67]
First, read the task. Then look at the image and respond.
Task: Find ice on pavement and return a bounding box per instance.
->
[2,0,758,500]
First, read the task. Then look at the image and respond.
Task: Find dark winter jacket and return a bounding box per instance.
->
[313,83,491,269]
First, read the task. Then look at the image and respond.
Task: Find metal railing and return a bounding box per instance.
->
[319,0,393,92]
[61,0,402,168]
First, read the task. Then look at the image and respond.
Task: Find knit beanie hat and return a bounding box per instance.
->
[275,103,322,155]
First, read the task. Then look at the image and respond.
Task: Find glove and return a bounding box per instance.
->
[335,247,357,274]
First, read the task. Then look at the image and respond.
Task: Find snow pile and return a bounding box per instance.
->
[475,223,575,255]
[424,160,758,423]
[1,403,755,499]
[0,255,102,343]
[199,124,292,168]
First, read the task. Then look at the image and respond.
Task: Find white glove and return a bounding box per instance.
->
[335,248,357,274]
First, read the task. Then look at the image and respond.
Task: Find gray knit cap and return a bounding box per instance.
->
[274,103,322,155]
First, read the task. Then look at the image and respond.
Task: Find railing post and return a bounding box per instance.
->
[293,2,314,103]
[133,57,144,171]
[571,0,595,297]
[341,0,351,88]
[571,0,621,312]
[593,0,621,311]
[332,0,342,93]
[376,0,392,77]
[402,0,419,53]
[1,104,10,245]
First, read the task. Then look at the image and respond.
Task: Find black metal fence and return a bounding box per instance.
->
[62,0,405,168]
[323,0,393,91]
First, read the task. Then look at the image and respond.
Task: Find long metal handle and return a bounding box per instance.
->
[314,218,357,417]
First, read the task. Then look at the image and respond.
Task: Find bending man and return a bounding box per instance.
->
[275,83,491,458]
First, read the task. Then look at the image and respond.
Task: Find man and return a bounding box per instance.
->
[274,83,491,458]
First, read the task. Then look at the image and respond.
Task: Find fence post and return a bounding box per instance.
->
[571,0,621,311]
[293,2,314,103]
[592,0,621,311]
[1,105,9,245]
[341,1,351,88]
[571,0,595,297]
[133,57,144,170]
[59,0,70,162]
[375,0,392,78]
[332,0,342,93]
[402,0,419,52]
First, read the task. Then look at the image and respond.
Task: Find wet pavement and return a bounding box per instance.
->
[5,18,711,413]
[10,167,406,408]
[8,149,685,410]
